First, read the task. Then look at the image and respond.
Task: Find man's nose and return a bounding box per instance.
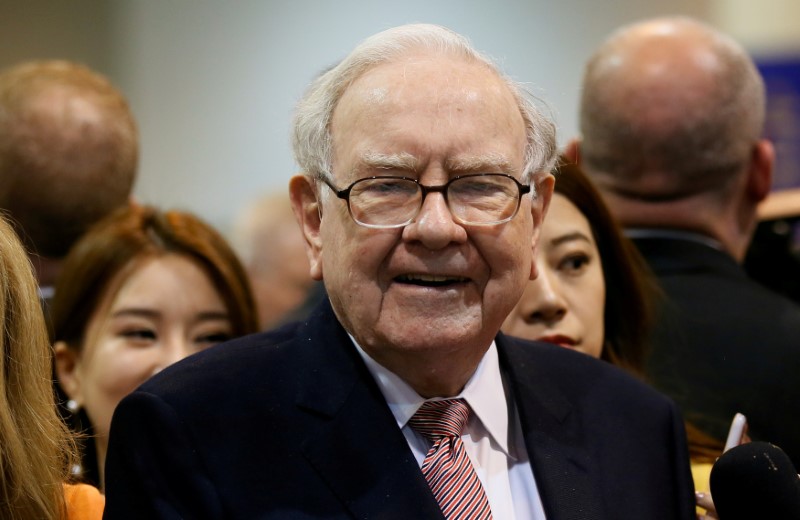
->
[402,191,467,249]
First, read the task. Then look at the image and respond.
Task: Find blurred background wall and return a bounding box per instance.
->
[1,0,798,234]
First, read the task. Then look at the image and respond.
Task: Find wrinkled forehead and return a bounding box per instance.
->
[339,51,513,109]
[329,53,526,175]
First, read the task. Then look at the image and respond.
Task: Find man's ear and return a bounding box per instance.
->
[529,173,555,280]
[54,341,82,405]
[289,174,324,281]
[563,138,581,164]
[747,139,774,203]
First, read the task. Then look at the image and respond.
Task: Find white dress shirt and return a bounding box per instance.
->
[353,338,547,520]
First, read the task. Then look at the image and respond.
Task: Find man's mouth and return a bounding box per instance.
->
[394,274,469,287]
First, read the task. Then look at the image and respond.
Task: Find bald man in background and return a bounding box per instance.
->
[0,60,138,333]
[232,192,320,329]
[568,16,800,465]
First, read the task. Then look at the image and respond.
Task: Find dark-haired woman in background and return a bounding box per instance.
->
[502,158,723,517]
[53,205,258,489]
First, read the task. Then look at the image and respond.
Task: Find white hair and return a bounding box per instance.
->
[291,23,556,188]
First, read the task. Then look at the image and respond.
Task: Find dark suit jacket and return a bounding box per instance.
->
[103,300,695,519]
[635,236,800,465]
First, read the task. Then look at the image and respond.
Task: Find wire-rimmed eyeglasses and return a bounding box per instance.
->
[320,173,531,229]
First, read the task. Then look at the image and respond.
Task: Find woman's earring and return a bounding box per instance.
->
[66,399,80,413]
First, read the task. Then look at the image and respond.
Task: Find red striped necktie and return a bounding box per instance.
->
[408,399,493,520]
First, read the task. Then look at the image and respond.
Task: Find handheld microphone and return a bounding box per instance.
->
[709,441,800,519]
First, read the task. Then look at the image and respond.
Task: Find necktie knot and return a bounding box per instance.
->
[409,399,470,441]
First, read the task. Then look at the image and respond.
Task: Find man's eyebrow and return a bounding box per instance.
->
[353,151,515,175]
[445,153,514,174]
[357,151,419,173]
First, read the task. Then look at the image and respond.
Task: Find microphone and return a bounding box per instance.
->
[709,441,800,519]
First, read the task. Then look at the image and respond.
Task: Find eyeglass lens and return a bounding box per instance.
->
[347,175,522,227]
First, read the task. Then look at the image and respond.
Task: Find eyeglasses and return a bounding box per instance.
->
[321,173,531,229]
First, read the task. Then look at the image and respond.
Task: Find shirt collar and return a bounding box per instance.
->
[351,336,512,458]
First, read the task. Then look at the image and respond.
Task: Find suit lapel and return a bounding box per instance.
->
[294,302,444,520]
[290,304,607,518]
[497,334,606,519]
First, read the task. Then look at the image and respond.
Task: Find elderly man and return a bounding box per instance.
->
[567,17,800,467]
[103,24,695,519]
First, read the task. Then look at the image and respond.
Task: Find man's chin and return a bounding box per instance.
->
[337,295,491,353]
[372,314,487,351]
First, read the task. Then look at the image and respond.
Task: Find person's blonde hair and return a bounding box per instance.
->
[0,214,77,519]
